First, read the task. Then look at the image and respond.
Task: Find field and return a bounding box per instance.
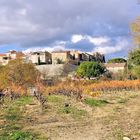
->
[0,80,140,140]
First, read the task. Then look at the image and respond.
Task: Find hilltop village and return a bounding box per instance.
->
[0,50,105,66]
[0,50,126,78]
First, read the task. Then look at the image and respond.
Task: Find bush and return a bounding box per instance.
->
[0,59,41,92]
[76,62,105,79]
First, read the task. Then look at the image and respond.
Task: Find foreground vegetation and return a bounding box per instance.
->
[0,89,140,140]
[0,96,46,140]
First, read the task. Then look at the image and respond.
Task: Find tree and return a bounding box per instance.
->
[107,58,126,63]
[131,65,140,79]
[128,48,140,79]
[0,59,41,90]
[131,17,140,46]
[128,48,140,66]
[76,62,105,79]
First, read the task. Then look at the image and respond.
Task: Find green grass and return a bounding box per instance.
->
[0,130,40,140]
[113,129,124,140]
[0,96,48,140]
[0,123,47,140]
[4,105,23,121]
[59,106,87,119]
[9,131,35,140]
[3,96,33,121]
[47,95,64,103]
[84,98,109,107]
[15,96,33,106]
[118,98,128,104]
[129,94,138,99]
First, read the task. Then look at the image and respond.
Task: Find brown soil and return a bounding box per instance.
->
[24,91,140,140]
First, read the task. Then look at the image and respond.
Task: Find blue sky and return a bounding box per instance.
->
[0,0,140,59]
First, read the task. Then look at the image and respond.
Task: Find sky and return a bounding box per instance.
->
[0,0,140,59]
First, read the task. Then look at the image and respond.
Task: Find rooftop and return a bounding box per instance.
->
[105,63,126,68]
[0,54,6,57]
[52,50,70,53]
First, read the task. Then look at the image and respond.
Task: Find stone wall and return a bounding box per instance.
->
[36,64,77,78]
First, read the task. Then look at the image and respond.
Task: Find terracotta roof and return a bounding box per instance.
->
[0,54,6,57]
[105,63,126,68]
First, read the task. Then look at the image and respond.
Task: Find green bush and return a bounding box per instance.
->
[76,61,105,79]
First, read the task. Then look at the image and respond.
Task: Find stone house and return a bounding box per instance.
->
[39,52,52,64]
[30,51,52,65]
[6,50,17,60]
[81,53,96,61]
[93,52,105,63]
[105,63,126,73]
[52,51,71,64]
[6,50,25,60]
[69,51,82,65]
[0,51,26,65]
[0,54,10,65]
[70,51,82,60]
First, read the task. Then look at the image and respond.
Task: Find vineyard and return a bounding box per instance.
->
[45,80,140,97]
[1,79,140,139]
[1,79,140,107]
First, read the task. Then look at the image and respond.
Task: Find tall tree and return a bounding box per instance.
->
[128,47,140,79]
[131,17,140,46]
[128,48,140,66]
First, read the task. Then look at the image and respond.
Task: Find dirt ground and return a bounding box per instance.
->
[20,91,140,140]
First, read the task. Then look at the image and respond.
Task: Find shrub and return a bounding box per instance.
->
[76,62,105,79]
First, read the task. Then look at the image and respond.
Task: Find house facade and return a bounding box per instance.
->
[70,51,82,60]
[6,50,25,60]
[93,52,105,63]
[52,51,71,64]
[105,63,126,73]
[29,51,52,65]
[0,54,10,65]
[0,51,25,65]
[81,53,96,61]
[6,50,17,60]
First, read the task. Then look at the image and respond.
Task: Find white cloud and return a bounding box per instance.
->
[93,38,129,54]
[23,45,65,54]
[23,35,129,56]
[71,34,84,43]
[87,36,110,46]
[23,40,67,54]
[71,34,110,46]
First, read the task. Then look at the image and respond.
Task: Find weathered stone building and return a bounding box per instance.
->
[52,51,71,64]
[30,51,52,65]
[93,52,105,63]
[105,63,126,73]
[0,54,9,65]
[0,51,25,65]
